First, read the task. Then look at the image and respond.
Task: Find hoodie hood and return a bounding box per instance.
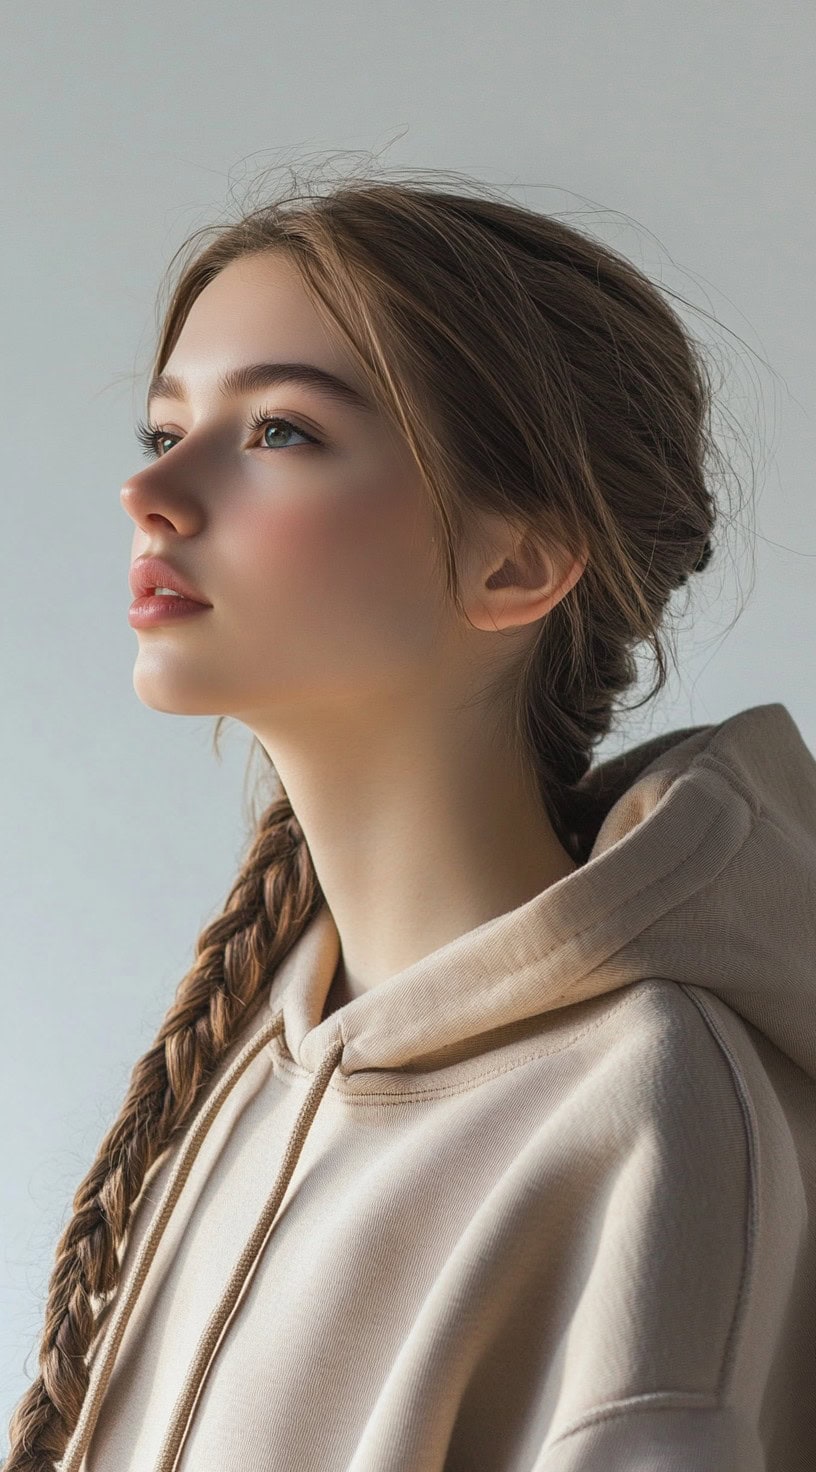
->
[64,699,816,1472]
[276,699,816,1082]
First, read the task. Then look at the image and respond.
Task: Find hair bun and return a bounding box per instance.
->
[694,535,714,574]
[676,535,713,588]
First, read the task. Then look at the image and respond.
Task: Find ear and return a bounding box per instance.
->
[462,513,588,635]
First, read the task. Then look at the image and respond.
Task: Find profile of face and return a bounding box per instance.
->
[123,252,471,734]
[121,250,573,752]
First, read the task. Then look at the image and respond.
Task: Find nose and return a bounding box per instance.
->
[120,472,205,536]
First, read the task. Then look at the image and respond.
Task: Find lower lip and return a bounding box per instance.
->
[128,595,212,627]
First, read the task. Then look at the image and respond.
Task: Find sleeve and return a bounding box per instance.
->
[522,985,809,1472]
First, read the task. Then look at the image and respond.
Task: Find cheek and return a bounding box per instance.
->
[233,478,438,624]
[219,470,446,695]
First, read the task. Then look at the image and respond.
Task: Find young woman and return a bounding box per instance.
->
[5,170,814,1472]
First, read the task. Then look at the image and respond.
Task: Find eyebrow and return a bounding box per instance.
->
[146,361,375,416]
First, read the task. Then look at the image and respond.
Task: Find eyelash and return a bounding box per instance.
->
[133,407,320,459]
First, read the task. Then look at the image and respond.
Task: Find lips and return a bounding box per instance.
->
[129,556,211,605]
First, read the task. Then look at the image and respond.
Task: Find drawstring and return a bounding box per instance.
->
[61,1009,342,1471]
[154,1029,344,1472]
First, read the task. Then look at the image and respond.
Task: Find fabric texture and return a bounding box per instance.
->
[61,700,815,1471]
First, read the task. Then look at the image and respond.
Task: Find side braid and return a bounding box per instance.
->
[3,796,321,1472]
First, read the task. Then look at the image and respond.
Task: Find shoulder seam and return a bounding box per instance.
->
[676,983,759,1402]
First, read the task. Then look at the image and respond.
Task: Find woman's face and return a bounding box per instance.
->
[121,249,466,731]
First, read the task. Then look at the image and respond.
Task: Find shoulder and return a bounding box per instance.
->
[537,977,807,1407]
[540,976,754,1157]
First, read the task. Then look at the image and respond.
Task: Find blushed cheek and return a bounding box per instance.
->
[234,499,366,617]
[234,481,439,694]
[246,478,432,609]
[240,499,338,572]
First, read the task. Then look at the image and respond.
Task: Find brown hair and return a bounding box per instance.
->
[4,161,753,1468]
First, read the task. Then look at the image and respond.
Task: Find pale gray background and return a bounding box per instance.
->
[1,0,813,1438]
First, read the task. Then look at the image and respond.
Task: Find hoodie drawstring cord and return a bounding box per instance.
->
[62,1009,297,1471]
[154,1029,344,1472]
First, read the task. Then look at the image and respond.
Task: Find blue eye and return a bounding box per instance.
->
[133,408,320,460]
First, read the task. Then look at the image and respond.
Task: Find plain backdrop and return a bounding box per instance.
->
[1,0,814,1442]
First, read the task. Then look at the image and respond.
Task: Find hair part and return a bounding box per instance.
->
[5,159,754,1469]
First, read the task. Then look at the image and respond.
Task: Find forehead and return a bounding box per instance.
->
[159,251,369,403]
[146,250,427,483]
[180,252,318,337]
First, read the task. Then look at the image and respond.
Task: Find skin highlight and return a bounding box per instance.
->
[121,250,585,1010]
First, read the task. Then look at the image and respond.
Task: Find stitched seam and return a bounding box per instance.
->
[687,746,802,851]
[677,983,759,1401]
[269,766,753,1049]
[685,750,762,821]
[517,771,750,979]
[262,751,759,1094]
[544,1390,721,1451]
[268,979,682,1101]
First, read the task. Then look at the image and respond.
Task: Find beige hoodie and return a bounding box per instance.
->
[59,700,814,1472]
